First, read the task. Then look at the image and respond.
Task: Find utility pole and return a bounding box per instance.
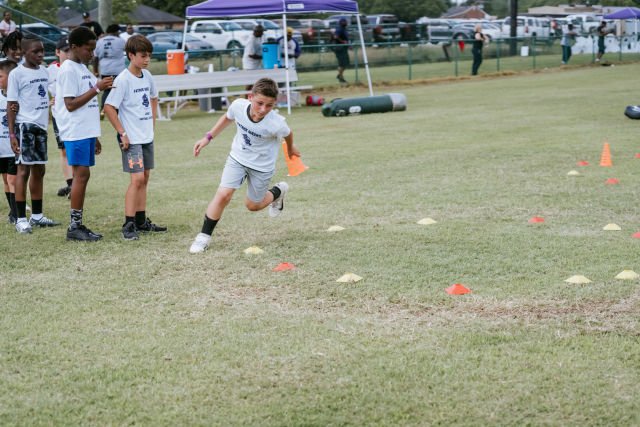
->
[509,0,518,56]
[99,0,112,31]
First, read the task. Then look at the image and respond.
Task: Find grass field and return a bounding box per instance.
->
[1,63,640,425]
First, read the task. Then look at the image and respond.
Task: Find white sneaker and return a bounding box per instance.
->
[15,218,32,234]
[269,182,289,218]
[189,232,211,253]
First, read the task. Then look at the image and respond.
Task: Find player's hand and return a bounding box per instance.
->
[119,134,130,151]
[9,103,19,113]
[289,144,301,158]
[97,76,114,91]
[193,138,208,157]
[50,98,55,107]
[95,139,102,155]
[10,136,19,154]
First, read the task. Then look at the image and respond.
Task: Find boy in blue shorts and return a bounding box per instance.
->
[189,77,300,254]
[55,26,113,241]
[0,60,18,224]
[104,35,166,241]
[7,36,60,233]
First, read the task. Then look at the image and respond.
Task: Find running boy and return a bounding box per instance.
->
[56,26,113,241]
[48,35,73,198]
[189,77,300,254]
[7,36,60,233]
[0,60,18,224]
[104,34,165,241]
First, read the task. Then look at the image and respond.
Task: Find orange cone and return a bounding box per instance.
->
[282,142,308,177]
[445,283,471,295]
[273,262,295,271]
[600,141,612,167]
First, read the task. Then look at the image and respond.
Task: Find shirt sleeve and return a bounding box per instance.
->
[105,74,125,108]
[60,67,80,98]
[6,70,18,102]
[226,99,240,120]
[275,117,291,140]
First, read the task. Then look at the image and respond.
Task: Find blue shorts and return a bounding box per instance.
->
[65,138,96,167]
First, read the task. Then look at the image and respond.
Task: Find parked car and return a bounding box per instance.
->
[417,18,454,44]
[133,25,156,36]
[189,20,253,50]
[296,18,333,45]
[450,21,503,41]
[501,16,550,39]
[366,14,401,42]
[146,32,214,59]
[20,23,68,57]
[324,14,373,43]
[566,14,601,34]
[232,18,281,42]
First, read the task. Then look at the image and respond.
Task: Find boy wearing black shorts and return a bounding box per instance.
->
[0,60,17,224]
[7,36,60,233]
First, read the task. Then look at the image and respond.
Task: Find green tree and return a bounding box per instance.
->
[112,0,138,24]
[142,0,190,18]
[7,0,58,23]
[358,0,448,21]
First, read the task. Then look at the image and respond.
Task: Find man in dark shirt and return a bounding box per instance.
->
[333,18,349,84]
[80,12,104,38]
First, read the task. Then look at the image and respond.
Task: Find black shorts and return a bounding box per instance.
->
[52,117,63,149]
[335,48,350,68]
[0,157,17,175]
[15,123,48,165]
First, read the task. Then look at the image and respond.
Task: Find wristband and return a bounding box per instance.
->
[94,86,100,94]
[120,132,127,138]
[205,131,213,141]
[9,133,15,138]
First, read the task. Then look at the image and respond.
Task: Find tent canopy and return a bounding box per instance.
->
[604,7,640,20]
[186,0,358,19]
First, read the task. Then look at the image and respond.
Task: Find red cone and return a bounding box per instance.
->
[446,283,471,295]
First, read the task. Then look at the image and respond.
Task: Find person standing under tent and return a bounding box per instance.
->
[277,28,300,69]
[333,18,349,84]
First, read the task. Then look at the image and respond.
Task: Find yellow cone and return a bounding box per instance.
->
[567,170,581,176]
[564,275,592,284]
[615,270,639,280]
[327,225,345,232]
[417,218,438,225]
[244,246,264,255]
[603,223,621,231]
[336,273,363,283]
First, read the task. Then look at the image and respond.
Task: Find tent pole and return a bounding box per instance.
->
[182,19,188,54]
[355,14,373,96]
[282,13,292,114]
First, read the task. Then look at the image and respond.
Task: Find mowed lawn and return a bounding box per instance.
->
[1,64,639,426]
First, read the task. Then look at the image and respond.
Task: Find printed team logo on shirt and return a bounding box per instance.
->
[1,114,7,128]
[38,84,46,98]
[142,93,149,108]
[241,133,252,149]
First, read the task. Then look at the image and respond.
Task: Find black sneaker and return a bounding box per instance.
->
[137,217,167,233]
[67,224,101,242]
[122,221,139,240]
[57,185,71,197]
[8,212,16,224]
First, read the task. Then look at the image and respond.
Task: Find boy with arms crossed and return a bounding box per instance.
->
[56,27,113,241]
[0,60,18,224]
[189,77,300,254]
[104,35,165,241]
[7,37,60,233]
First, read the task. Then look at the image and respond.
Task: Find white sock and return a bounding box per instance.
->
[31,213,43,221]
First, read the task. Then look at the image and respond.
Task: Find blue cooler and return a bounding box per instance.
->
[262,42,279,69]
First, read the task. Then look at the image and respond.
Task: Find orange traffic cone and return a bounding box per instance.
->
[600,141,612,167]
[445,283,471,295]
[282,141,308,177]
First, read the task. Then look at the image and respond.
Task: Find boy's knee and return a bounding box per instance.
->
[245,199,261,211]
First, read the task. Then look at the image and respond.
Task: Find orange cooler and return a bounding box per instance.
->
[166,49,185,74]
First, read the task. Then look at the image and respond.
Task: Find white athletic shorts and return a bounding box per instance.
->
[219,156,274,203]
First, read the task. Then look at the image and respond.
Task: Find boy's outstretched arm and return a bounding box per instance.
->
[193,114,233,157]
[284,131,300,158]
[103,104,129,150]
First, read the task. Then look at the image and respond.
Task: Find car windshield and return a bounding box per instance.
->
[219,22,243,31]
[259,20,280,30]
[235,22,254,31]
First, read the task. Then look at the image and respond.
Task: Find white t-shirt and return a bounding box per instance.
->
[94,35,126,76]
[6,64,50,130]
[242,35,263,70]
[55,60,100,141]
[227,98,290,173]
[278,38,298,69]
[47,61,61,118]
[0,20,16,36]
[105,68,157,145]
[0,91,12,158]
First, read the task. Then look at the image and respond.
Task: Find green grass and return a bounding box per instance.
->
[1,63,640,425]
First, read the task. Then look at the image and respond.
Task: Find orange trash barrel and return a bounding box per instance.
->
[166,49,185,75]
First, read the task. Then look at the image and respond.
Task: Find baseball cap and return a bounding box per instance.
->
[56,36,69,50]
[286,27,293,34]
[82,12,90,18]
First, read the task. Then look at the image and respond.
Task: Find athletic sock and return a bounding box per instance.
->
[31,199,42,215]
[66,178,72,187]
[70,208,83,227]
[269,186,281,201]
[16,201,26,218]
[201,215,218,236]
[9,192,16,218]
[4,192,10,210]
[125,216,135,226]
[135,211,146,227]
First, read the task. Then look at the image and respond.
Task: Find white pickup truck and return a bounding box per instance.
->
[565,14,602,34]
[190,20,253,50]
